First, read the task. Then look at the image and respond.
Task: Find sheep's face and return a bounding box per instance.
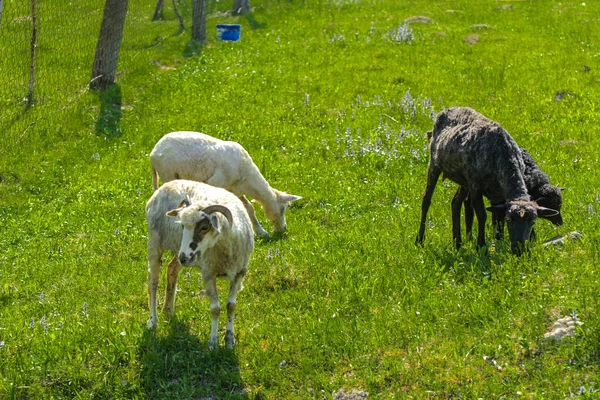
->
[505,202,538,256]
[535,185,564,226]
[489,200,559,255]
[167,204,219,267]
[267,191,302,233]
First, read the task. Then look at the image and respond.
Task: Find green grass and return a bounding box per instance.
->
[2,0,600,398]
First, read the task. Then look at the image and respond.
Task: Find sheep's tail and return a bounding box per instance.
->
[152,167,159,191]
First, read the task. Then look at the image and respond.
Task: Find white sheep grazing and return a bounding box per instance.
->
[150,131,302,237]
[146,179,254,349]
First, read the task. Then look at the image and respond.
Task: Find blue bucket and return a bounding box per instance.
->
[216,24,241,42]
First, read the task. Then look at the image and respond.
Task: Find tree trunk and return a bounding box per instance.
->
[172,0,184,32]
[26,0,37,107]
[191,0,207,43]
[90,0,129,90]
[152,0,164,21]
[232,0,249,15]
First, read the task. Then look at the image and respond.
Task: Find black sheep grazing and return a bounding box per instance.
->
[463,147,563,242]
[416,107,560,255]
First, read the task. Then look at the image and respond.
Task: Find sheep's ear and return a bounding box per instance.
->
[278,192,302,203]
[559,187,567,192]
[178,199,190,208]
[537,206,560,218]
[166,209,179,217]
[486,204,506,213]
[166,198,190,217]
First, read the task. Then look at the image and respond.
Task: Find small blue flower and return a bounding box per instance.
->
[267,249,273,259]
[29,318,34,328]
[40,316,48,333]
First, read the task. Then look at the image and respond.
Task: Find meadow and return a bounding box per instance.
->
[1,0,600,398]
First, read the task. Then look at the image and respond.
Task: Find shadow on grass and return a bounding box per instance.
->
[244,12,266,29]
[139,318,246,398]
[95,84,122,138]
[183,39,205,57]
[428,242,502,281]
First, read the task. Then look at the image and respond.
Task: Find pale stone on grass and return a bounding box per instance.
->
[544,315,582,341]
[470,24,494,30]
[464,34,480,44]
[542,231,583,247]
[334,388,368,400]
[404,16,434,24]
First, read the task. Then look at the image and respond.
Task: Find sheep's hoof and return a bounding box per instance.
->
[208,336,219,350]
[225,330,235,349]
[147,318,158,330]
[256,229,270,238]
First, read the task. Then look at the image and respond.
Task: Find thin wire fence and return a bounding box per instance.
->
[0,0,191,154]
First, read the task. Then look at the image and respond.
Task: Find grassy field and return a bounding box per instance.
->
[1,0,600,398]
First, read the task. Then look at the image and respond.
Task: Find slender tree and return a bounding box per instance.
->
[232,0,249,15]
[153,0,183,31]
[152,0,164,20]
[191,0,208,43]
[26,0,37,107]
[90,0,129,90]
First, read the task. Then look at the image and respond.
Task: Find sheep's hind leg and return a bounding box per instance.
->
[163,255,181,316]
[147,249,162,329]
[240,195,269,238]
[203,276,220,349]
[225,269,247,349]
[452,186,469,250]
[416,166,442,245]
[463,192,475,241]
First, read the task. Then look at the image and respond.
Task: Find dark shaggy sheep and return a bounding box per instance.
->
[416,107,559,255]
[463,147,563,242]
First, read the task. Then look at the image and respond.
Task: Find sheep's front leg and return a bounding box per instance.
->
[203,276,220,349]
[416,166,442,245]
[225,269,247,349]
[163,255,181,316]
[147,250,162,329]
[490,205,506,240]
[451,186,469,250]
[239,195,269,238]
[470,191,487,248]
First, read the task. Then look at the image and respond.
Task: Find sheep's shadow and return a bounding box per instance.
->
[95,83,122,138]
[138,318,247,398]
[428,243,505,281]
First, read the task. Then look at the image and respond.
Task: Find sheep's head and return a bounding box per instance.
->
[535,185,564,226]
[167,200,233,266]
[487,200,559,255]
[266,190,302,233]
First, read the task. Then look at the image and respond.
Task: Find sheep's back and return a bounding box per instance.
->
[430,108,526,201]
[150,132,250,191]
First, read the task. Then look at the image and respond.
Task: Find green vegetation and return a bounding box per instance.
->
[2,0,600,398]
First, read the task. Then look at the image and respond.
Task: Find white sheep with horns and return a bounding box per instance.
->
[150,131,302,237]
[145,179,254,349]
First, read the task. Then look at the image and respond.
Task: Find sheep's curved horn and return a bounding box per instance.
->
[203,205,234,227]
